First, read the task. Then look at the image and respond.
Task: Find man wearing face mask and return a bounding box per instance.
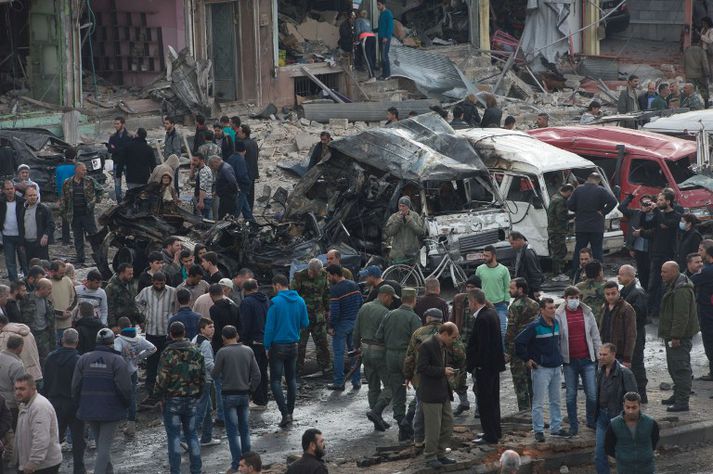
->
[555,286,601,436]
[676,214,702,271]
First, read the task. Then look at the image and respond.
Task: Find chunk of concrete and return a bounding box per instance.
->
[294,134,313,152]
[328,118,348,129]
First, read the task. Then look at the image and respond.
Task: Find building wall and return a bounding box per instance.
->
[625,0,684,42]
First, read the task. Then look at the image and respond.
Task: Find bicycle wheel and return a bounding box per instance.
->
[382,264,425,291]
[449,261,469,293]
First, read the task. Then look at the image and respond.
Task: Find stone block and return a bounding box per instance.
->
[328,118,348,129]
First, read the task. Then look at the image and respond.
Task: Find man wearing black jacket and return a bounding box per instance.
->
[466,289,505,445]
[42,328,85,474]
[212,124,234,160]
[618,264,649,402]
[21,185,53,261]
[618,189,657,289]
[638,190,681,317]
[239,278,270,408]
[509,232,543,299]
[236,125,259,210]
[0,181,26,282]
[208,156,238,218]
[417,322,459,469]
[123,128,156,189]
[108,117,132,202]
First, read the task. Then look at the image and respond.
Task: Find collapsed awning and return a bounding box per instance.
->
[520,0,572,67]
[329,113,486,181]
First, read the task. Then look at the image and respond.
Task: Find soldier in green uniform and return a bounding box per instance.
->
[105,262,141,328]
[354,285,396,431]
[402,308,466,448]
[505,278,540,411]
[547,184,574,281]
[576,260,606,326]
[291,258,331,375]
[375,287,422,441]
[384,196,426,264]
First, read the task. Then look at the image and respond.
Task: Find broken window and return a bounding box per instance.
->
[629,159,667,187]
[666,156,696,185]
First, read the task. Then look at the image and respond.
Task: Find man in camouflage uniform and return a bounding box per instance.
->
[506,278,539,411]
[105,262,141,329]
[375,287,422,441]
[19,278,54,367]
[576,260,606,326]
[547,184,574,281]
[403,308,466,449]
[384,196,426,263]
[291,259,331,375]
[451,276,481,416]
[155,321,205,474]
[354,285,395,431]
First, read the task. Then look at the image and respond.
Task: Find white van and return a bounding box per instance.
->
[458,128,625,258]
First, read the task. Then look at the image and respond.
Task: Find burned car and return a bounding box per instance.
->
[0,128,107,201]
[285,114,512,270]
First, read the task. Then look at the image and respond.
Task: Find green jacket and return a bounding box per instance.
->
[650,95,668,111]
[155,339,205,399]
[384,210,426,261]
[547,192,569,233]
[403,322,465,388]
[19,293,55,332]
[576,279,606,327]
[606,413,658,474]
[659,273,699,340]
[506,295,539,356]
[291,269,330,320]
[105,275,141,327]
[60,176,103,222]
[375,304,422,352]
[353,300,389,346]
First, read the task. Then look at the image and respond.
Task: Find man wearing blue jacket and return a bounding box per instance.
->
[264,274,309,428]
[376,1,394,80]
[515,298,570,442]
[326,264,362,391]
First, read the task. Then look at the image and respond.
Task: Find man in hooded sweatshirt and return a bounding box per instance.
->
[149,154,180,185]
[264,274,309,428]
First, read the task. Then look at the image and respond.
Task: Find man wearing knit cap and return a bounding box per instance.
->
[384,196,426,263]
[13,164,40,200]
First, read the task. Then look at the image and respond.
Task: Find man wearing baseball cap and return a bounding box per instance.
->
[360,265,402,309]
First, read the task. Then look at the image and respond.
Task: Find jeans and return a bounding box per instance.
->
[234,191,254,221]
[269,342,298,416]
[494,302,508,351]
[223,394,251,469]
[71,213,99,263]
[531,366,562,434]
[145,334,166,395]
[571,231,604,277]
[163,397,201,474]
[2,234,25,281]
[88,420,120,474]
[594,408,615,474]
[195,382,214,442]
[413,395,424,443]
[380,38,391,78]
[194,197,212,219]
[248,343,269,405]
[563,358,597,433]
[128,371,138,421]
[54,401,85,474]
[214,376,224,421]
[332,320,361,386]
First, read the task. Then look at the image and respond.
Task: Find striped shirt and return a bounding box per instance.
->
[75,285,108,325]
[196,165,213,199]
[329,279,362,326]
[135,285,177,336]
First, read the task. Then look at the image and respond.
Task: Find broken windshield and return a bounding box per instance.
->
[424,177,496,216]
[668,155,698,187]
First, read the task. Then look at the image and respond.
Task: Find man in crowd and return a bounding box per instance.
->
[105,262,140,329]
[239,279,270,410]
[208,156,239,218]
[604,392,660,473]
[61,162,103,266]
[0,334,25,426]
[618,264,649,401]
[451,276,481,416]
[138,251,164,291]
[231,268,255,306]
[660,261,699,412]
[75,269,108,325]
[291,259,331,378]
[384,196,425,264]
[573,248,593,285]
[516,298,569,442]
[0,313,41,384]
[123,127,156,189]
[19,277,54,367]
[155,321,205,474]
[548,184,574,281]
[354,285,394,431]
[535,113,549,128]
[169,289,202,340]
[227,142,255,221]
[681,81,706,110]
[692,246,713,381]
[601,281,637,367]
[325,249,353,280]
[192,318,219,446]
[594,343,638,474]
[618,188,654,288]
[637,81,659,111]
[163,116,183,160]
[505,278,539,412]
[191,153,213,219]
[683,35,710,107]
[177,265,210,307]
[212,123,234,160]
[617,74,640,113]
[264,275,308,428]
[209,281,240,426]
[108,117,131,201]
[475,246,510,347]
[238,452,262,474]
[577,261,607,326]
[213,325,261,473]
[362,265,402,308]
[21,185,52,261]
[326,265,362,390]
[0,180,26,281]
[236,125,259,210]
[414,278,449,324]
[12,164,40,199]
[48,260,75,347]
[287,428,327,474]
[466,289,505,445]
[449,106,468,129]
[509,232,543,299]
[376,0,393,80]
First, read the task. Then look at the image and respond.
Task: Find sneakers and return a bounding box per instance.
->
[201,438,221,447]
[552,273,570,282]
[551,429,571,438]
[249,402,268,411]
[535,432,545,442]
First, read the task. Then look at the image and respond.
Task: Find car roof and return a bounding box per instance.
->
[642,109,713,134]
[528,126,696,160]
[456,128,598,173]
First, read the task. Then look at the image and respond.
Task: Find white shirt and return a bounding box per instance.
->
[2,200,19,236]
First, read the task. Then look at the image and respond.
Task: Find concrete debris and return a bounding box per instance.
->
[299,99,439,123]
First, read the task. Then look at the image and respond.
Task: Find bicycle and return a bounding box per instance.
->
[381,239,469,293]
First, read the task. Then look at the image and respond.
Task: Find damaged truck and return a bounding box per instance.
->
[285,114,512,288]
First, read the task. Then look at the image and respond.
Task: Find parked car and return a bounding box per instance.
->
[529,126,713,223]
[459,128,625,260]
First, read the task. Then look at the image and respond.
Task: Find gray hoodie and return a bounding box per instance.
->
[114,333,157,373]
[191,334,215,383]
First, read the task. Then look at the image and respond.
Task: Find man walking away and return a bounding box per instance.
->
[659,261,699,412]
[61,162,103,266]
[156,321,205,474]
[475,246,511,347]
[567,173,618,271]
[594,343,638,474]
[192,318,219,446]
[72,328,132,474]
[124,128,156,189]
[191,153,213,219]
[618,264,649,401]
[208,156,239,219]
[264,275,309,428]
[376,1,393,80]
[414,277,450,324]
[466,289,506,445]
[505,278,539,412]
[239,279,270,409]
[42,329,85,473]
[15,374,62,474]
[169,289,202,340]
[213,325,261,474]
[326,264,362,391]
[516,298,570,442]
[600,282,637,367]
[548,184,574,280]
[605,392,659,474]
[418,322,459,469]
[0,180,26,281]
[75,302,105,355]
[236,125,259,210]
[287,428,328,474]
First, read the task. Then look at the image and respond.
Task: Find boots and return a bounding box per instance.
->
[124,421,136,437]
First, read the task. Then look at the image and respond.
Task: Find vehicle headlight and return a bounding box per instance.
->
[609,218,621,231]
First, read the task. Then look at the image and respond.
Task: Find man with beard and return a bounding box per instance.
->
[287,428,328,474]
[48,260,76,347]
[605,392,660,473]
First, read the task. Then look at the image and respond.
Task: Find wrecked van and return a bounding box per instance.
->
[285,114,512,268]
[458,128,625,259]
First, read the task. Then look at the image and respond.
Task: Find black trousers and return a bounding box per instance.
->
[633,250,651,290]
[248,181,255,211]
[145,334,167,395]
[71,213,99,263]
[218,193,237,219]
[55,402,86,474]
[631,318,648,399]
[248,342,269,405]
[474,369,501,442]
[24,239,49,261]
[700,312,713,375]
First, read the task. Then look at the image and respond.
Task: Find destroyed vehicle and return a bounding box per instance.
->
[285,114,512,271]
[642,109,713,138]
[529,126,713,223]
[0,128,107,201]
[458,128,625,260]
